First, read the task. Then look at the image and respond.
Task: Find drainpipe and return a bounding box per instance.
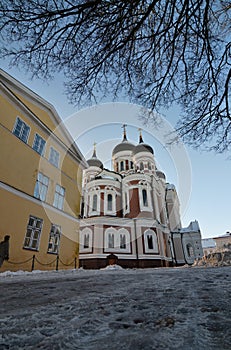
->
[134,218,139,266]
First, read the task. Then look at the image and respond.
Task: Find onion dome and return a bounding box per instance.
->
[133,129,154,155]
[87,143,103,169]
[112,124,135,156]
[156,170,166,180]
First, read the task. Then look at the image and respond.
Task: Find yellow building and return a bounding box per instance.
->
[0,69,87,272]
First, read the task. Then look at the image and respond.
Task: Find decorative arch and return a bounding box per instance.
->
[186,243,194,257]
[104,227,131,253]
[144,229,159,253]
[138,181,152,212]
[104,186,116,215]
[80,227,93,253]
[88,186,101,216]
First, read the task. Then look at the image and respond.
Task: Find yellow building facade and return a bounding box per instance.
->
[0,69,87,272]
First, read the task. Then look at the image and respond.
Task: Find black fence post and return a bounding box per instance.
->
[56,255,59,271]
[31,255,35,272]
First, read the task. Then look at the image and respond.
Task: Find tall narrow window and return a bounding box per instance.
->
[24,216,43,250]
[125,192,128,211]
[13,117,30,143]
[92,194,98,211]
[120,234,126,249]
[107,194,113,211]
[147,234,154,249]
[53,184,65,210]
[108,233,114,248]
[84,234,90,248]
[34,173,49,201]
[47,224,61,254]
[33,134,46,155]
[120,161,124,171]
[186,244,194,257]
[140,162,144,171]
[142,189,148,207]
[148,162,152,170]
[144,229,158,253]
[49,147,60,167]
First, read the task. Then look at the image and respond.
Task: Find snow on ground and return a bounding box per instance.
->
[0,266,231,350]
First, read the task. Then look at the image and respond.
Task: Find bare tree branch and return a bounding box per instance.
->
[0,0,230,151]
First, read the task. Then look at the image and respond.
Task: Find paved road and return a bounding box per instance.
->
[0,266,231,349]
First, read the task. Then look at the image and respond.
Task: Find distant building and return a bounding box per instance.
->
[79,127,203,269]
[213,232,231,250]
[0,70,87,271]
[201,238,216,256]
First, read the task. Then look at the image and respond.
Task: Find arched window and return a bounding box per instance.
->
[148,162,152,170]
[107,194,113,211]
[120,161,124,171]
[144,229,158,253]
[130,161,133,169]
[80,228,93,252]
[142,189,148,207]
[140,162,144,171]
[120,234,126,249]
[84,234,89,248]
[186,243,194,257]
[92,194,98,211]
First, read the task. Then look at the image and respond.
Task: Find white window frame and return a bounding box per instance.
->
[49,147,60,167]
[53,184,65,210]
[104,187,116,215]
[13,117,30,143]
[89,188,100,216]
[34,172,49,202]
[47,224,61,254]
[79,228,93,253]
[23,216,43,250]
[138,182,152,212]
[144,229,159,253]
[33,133,46,155]
[104,227,131,253]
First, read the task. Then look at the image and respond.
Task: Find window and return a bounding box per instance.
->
[47,224,61,254]
[13,117,30,143]
[24,216,43,250]
[108,233,115,248]
[142,189,148,207]
[147,234,154,249]
[84,234,89,248]
[120,161,124,171]
[53,184,65,210]
[186,244,194,257]
[130,161,134,169]
[105,228,131,253]
[140,162,144,171]
[144,229,158,253]
[148,162,152,170]
[33,133,46,155]
[49,147,60,167]
[92,194,98,211]
[120,234,126,249]
[34,173,49,201]
[80,228,93,252]
[107,194,113,211]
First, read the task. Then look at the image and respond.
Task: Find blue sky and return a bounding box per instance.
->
[1,63,230,239]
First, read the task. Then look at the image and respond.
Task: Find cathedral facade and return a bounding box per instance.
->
[79,127,203,269]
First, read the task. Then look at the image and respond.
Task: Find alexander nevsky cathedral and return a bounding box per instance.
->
[79,126,203,269]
